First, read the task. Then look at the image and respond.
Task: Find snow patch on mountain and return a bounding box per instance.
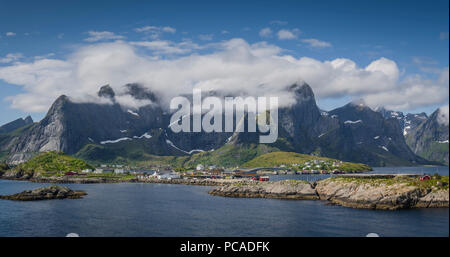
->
[344,120,362,124]
[101,137,132,144]
[127,110,139,117]
[165,139,205,154]
[133,132,152,139]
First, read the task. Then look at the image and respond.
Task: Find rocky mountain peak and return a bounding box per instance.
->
[288,83,315,101]
[47,95,69,114]
[349,99,371,110]
[0,116,34,134]
[98,84,115,99]
[0,82,435,167]
[125,83,157,102]
[24,116,33,124]
[406,108,449,165]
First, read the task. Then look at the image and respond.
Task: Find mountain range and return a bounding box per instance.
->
[0,82,447,167]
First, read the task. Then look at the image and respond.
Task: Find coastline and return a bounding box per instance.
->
[0,175,244,186]
[209,174,449,210]
[1,172,448,210]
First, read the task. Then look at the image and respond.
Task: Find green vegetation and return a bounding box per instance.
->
[0,162,10,176]
[173,166,195,172]
[184,143,279,168]
[75,138,371,172]
[75,143,189,166]
[13,151,94,177]
[241,151,372,172]
[74,128,191,166]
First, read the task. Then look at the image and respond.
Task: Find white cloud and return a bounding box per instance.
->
[301,38,332,48]
[6,32,16,37]
[84,31,124,42]
[161,26,176,33]
[437,104,449,126]
[0,53,23,64]
[199,34,214,41]
[130,40,200,55]
[135,26,159,33]
[277,29,300,40]
[270,20,288,26]
[0,38,447,114]
[259,27,272,38]
[34,53,56,60]
[134,25,176,39]
[221,30,230,34]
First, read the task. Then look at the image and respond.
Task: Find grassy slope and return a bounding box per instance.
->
[74,139,371,171]
[183,143,280,168]
[75,143,189,166]
[242,151,372,172]
[13,151,94,176]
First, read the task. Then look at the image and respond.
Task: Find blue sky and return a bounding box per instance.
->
[0,0,448,125]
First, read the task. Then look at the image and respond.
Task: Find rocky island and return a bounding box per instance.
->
[209,174,449,210]
[315,174,449,210]
[0,185,87,201]
[209,180,319,200]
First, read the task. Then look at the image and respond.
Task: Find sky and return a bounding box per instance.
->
[0,0,448,125]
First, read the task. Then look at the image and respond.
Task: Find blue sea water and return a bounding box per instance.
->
[0,166,448,237]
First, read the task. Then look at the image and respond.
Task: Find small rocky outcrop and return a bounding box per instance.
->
[0,185,87,201]
[209,180,319,200]
[315,175,449,210]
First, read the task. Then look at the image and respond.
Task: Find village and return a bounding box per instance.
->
[63,159,355,182]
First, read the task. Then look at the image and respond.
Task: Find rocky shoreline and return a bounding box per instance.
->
[1,173,448,210]
[315,175,449,210]
[209,175,449,210]
[0,175,242,186]
[209,180,319,200]
[0,185,87,201]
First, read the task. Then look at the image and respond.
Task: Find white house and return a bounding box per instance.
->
[156,172,180,180]
[114,169,125,174]
[81,169,92,173]
[94,169,103,174]
[196,164,204,171]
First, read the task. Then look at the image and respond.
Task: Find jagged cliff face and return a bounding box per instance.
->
[1,82,431,166]
[229,84,427,166]
[406,109,449,165]
[6,96,71,163]
[5,85,168,161]
[325,103,426,166]
[377,107,428,136]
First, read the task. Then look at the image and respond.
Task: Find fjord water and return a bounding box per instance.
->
[0,166,448,237]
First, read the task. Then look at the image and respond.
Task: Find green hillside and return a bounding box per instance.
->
[12,151,94,177]
[183,143,280,168]
[241,151,372,172]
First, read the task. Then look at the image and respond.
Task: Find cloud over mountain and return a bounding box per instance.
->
[0,38,448,113]
[438,104,449,126]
